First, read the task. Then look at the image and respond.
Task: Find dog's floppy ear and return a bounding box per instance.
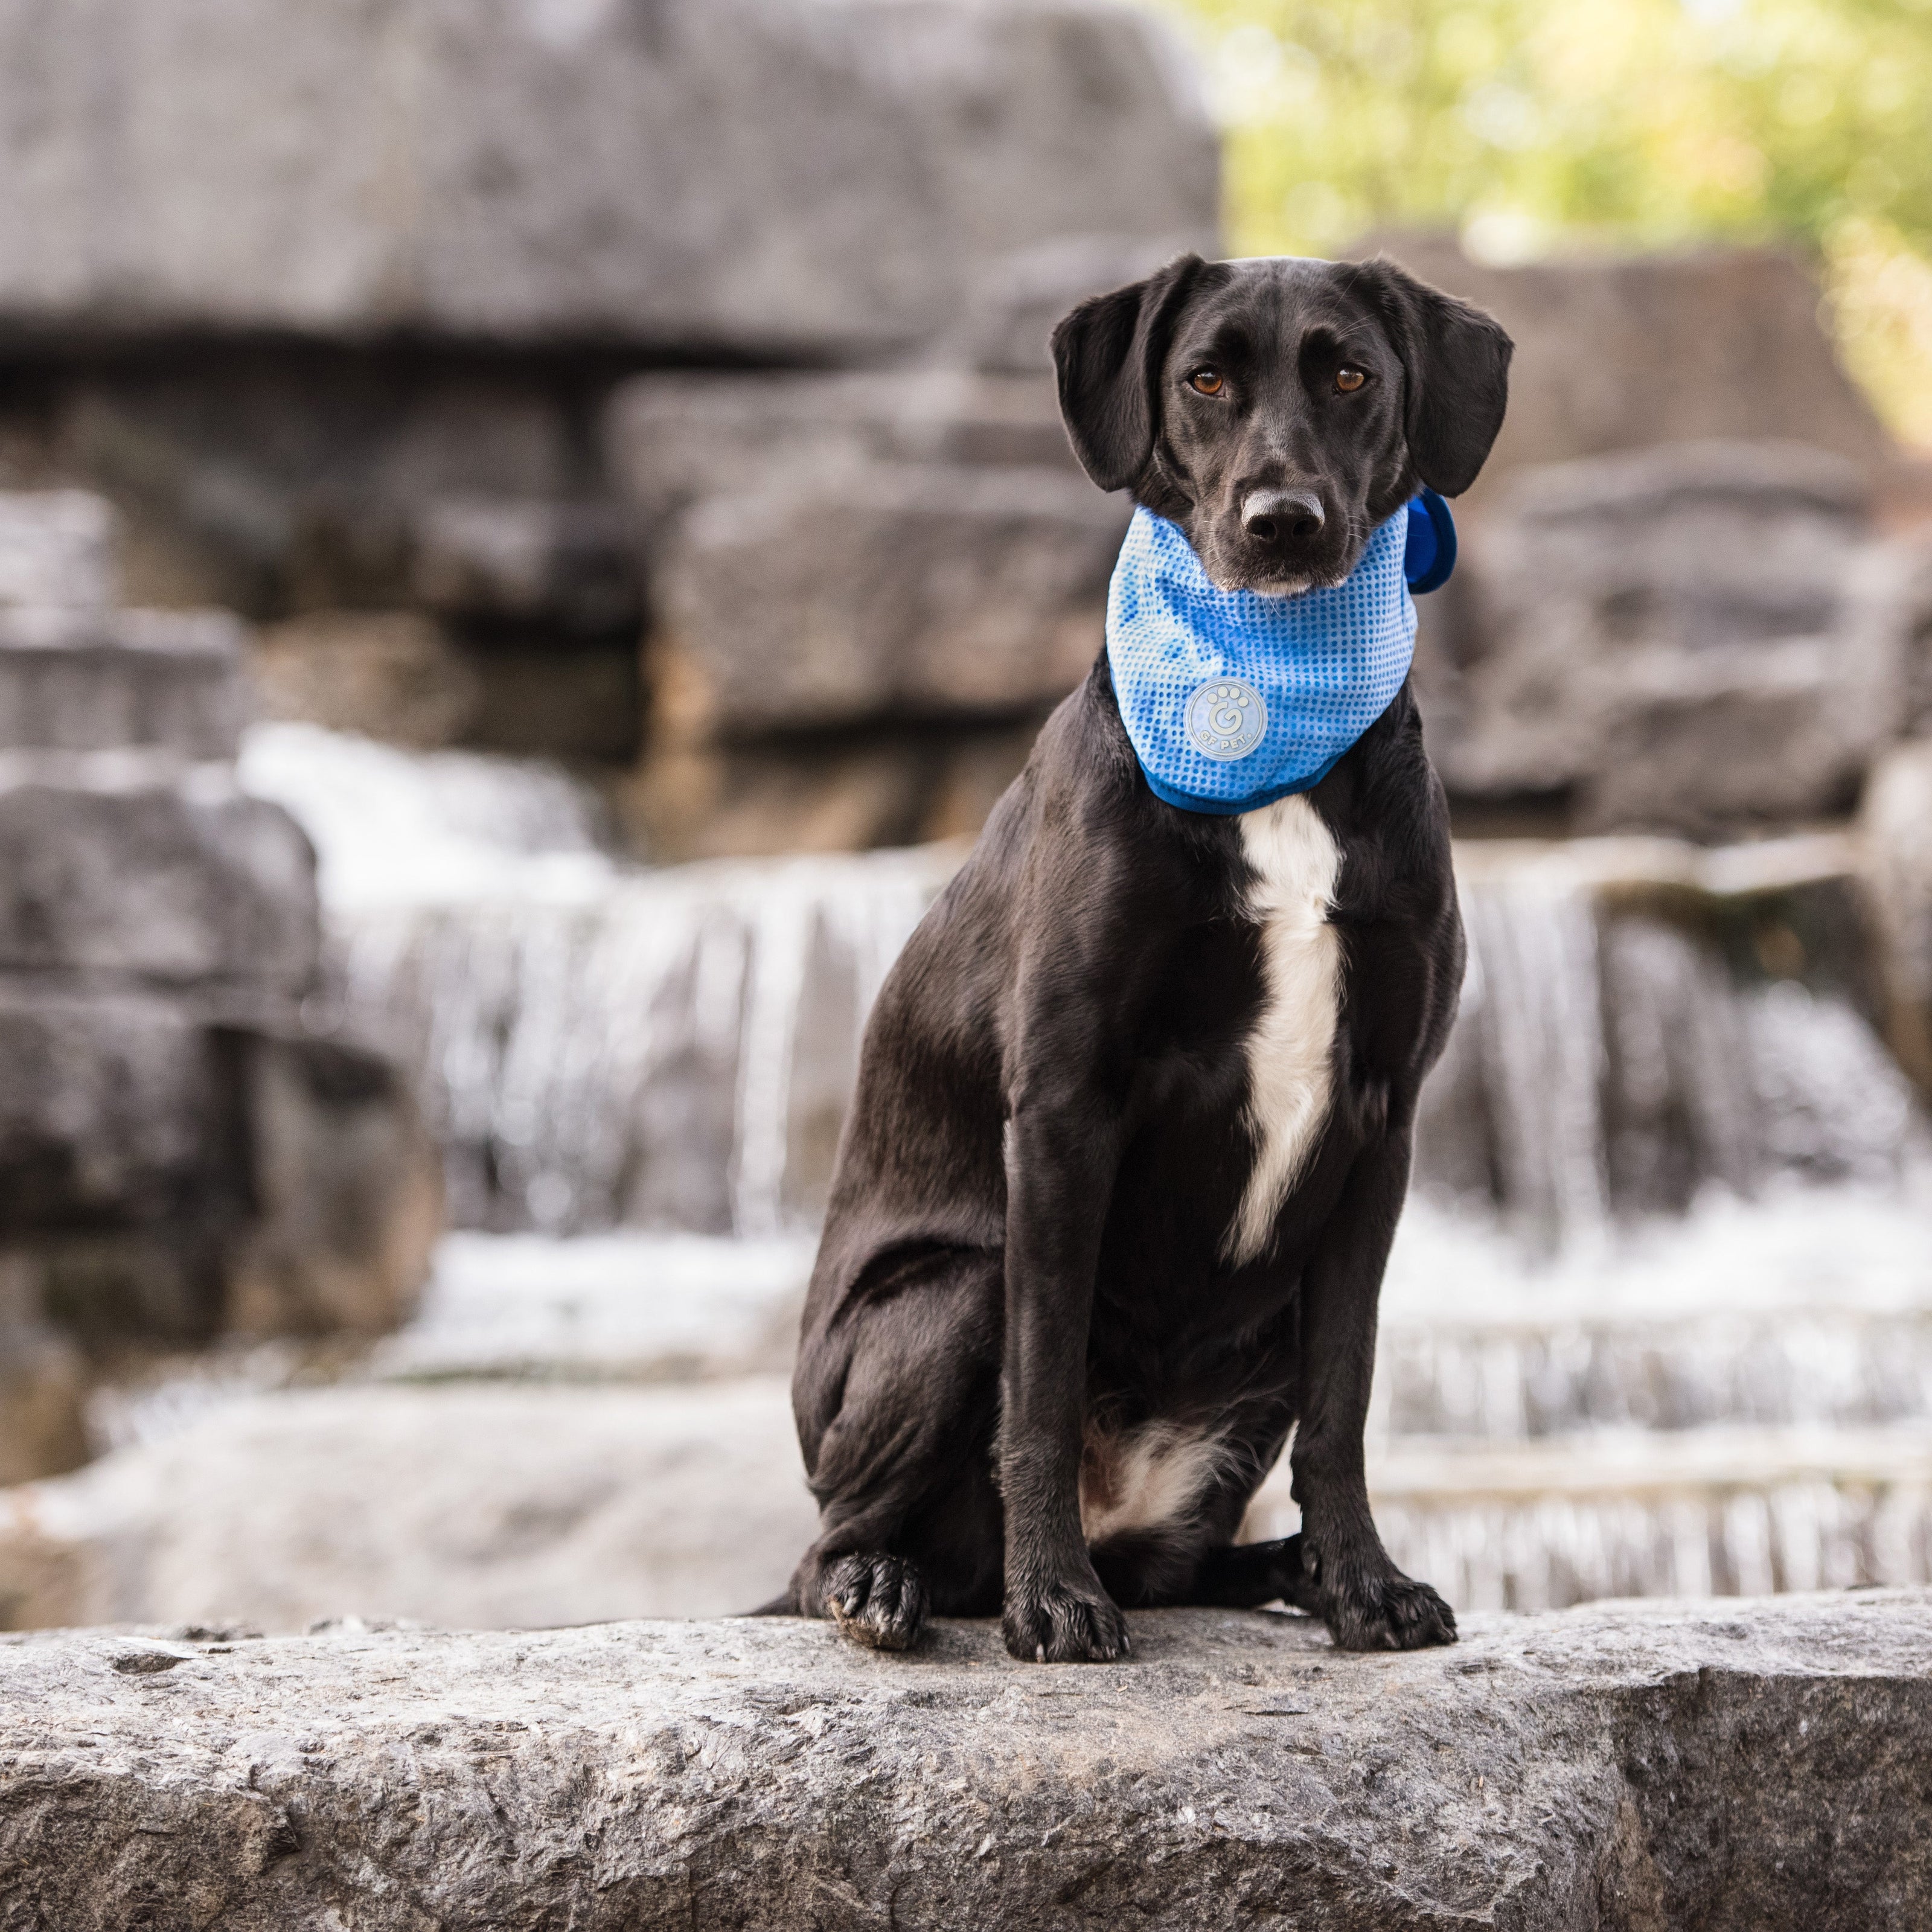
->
[1351,257,1513,497]
[1050,253,1215,493]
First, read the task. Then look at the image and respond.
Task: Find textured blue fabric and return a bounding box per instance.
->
[1106,498,1441,816]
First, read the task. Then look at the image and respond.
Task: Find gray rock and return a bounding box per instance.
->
[1366,238,1890,489]
[221,1032,444,1340]
[410,496,638,631]
[0,1003,437,1347]
[57,359,582,618]
[0,606,250,758]
[0,1593,1929,1928]
[0,988,228,1233]
[607,369,1084,532]
[610,370,1122,741]
[0,491,118,610]
[0,758,318,987]
[0,0,1215,354]
[658,461,1125,737]
[1433,441,1908,830]
[0,986,245,1340]
[951,231,1209,374]
[1863,736,1932,1093]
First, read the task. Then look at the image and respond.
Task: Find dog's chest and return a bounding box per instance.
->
[1222,794,1343,1264]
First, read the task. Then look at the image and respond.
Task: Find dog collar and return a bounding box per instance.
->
[1105,491,1454,816]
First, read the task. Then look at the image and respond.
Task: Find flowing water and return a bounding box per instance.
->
[243,723,949,1236]
[237,723,1932,1615]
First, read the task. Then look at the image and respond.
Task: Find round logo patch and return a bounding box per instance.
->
[1184,678,1267,761]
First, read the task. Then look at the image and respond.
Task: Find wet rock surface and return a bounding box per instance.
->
[0,1592,1928,1931]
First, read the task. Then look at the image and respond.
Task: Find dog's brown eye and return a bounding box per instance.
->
[1188,369,1224,396]
[1335,366,1368,394]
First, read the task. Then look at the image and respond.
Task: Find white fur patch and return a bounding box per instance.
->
[1080,1422,1230,1547]
[1223,793,1343,1265]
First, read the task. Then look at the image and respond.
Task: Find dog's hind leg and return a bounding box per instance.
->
[1189,1536,1322,1610]
[788,1247,1004,1651]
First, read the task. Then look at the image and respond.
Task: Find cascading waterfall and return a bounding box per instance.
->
[242,722,951,1236]
[241,723,1932,1614]
[334,846,948,1237]
[1418,849,1924,1249]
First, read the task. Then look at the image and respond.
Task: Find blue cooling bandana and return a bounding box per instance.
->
[1105,490,1455,815]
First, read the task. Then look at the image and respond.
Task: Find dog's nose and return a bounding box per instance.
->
[1242,490,1325,545]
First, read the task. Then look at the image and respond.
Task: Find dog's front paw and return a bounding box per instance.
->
[824,1552,928,1651]
[1003,1576,1131,1663]
[1320,1564,1457,1651]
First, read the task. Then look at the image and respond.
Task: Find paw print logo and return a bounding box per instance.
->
[1184,678,1267,761]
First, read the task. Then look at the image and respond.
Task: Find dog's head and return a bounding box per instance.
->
[1051,255,1512,595]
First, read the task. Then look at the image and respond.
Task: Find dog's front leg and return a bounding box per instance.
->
[1289,1128,1457,1649]
[998,1096,1130,1663]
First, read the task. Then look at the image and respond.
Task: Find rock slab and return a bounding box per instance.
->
[0,0,1214,353]
[0,1593,1928,1930]
[1427,440,1913,830]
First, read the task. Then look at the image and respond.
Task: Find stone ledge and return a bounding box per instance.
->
[2,1592,1928,1930]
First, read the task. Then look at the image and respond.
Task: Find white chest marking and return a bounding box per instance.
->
[1080,1422,1232,1547]
[1223,793,1343,1266]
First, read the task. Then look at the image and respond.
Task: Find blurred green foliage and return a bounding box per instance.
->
[1150,0,1932,443]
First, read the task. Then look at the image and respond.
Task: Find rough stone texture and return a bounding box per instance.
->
[609,371,1085,531]
[219,1032,444,1340]
[0,607,250,759]
[0,1593,1928,1929]
[609,368,1119,856]
[0,1012,438,1349]
[656,462,1123,737]
[51,356,587,619]
[0,1381,813,1632]
[0,988,229,1234]
[0,491,440,1352]
[1426,441,1911,830]
[0,0,1215,355]
[0,490,118,610]
[1368,238,1890,490]
[949,230,1204,375]
[0,758,319,987]
[1863,736,1932,1093]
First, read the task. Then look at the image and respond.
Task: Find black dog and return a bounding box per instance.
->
[782,254,1511,1662]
